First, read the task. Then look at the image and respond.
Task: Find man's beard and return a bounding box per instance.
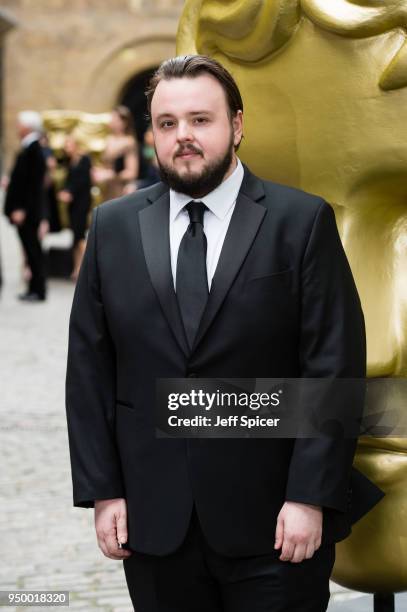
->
[157,136,234,199]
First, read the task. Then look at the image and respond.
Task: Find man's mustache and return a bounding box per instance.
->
[174,144,203,158]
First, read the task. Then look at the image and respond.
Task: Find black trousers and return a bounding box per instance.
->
[17,222,46,297]
[123,506,335,612]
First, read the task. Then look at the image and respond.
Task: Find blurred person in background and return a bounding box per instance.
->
[136,124,160,189]
[19,133,56,285]
[4,111,47,302]
[40,132,60,234]
[92,105,139,200]
[58,132,92,281]
[121,124,160,193]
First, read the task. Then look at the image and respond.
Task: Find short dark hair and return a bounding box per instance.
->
[145,55,243,118]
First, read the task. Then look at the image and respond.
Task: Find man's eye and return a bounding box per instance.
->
[160,121,174,128]
[194,117,208,124]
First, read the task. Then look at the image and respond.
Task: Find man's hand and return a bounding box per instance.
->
[10,209,26,226]
[58,190,73,204]
[38,219,49,241]
[274,501,322,563]
[94,498,132,560]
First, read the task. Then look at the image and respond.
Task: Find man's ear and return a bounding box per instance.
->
[232,110,243,148]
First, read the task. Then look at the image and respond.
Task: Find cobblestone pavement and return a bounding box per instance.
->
[0,211,405,612]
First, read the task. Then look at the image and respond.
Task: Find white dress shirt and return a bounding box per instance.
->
[169,157,244,291]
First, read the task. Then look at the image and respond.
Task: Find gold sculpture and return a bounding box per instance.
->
[178,0,407,593]
[42,110,111,156]
[42,110,112,220]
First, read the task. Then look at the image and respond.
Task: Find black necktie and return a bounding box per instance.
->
[176,201,209,349]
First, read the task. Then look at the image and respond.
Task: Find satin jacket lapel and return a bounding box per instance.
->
[192,169,267,352]
[138,189,190,358]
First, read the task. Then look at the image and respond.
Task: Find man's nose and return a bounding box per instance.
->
[176,121,193,142]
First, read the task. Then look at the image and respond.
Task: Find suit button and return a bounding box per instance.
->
[188,372,197,378]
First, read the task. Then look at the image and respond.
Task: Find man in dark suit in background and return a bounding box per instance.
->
[4,111,47,301]
[66,56,383,611]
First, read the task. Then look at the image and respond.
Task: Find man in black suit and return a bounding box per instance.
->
[66,56,383,611]
[4,111,47,301]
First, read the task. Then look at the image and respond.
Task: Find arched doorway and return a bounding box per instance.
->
[120,67,156,142]
[119,66,158,180]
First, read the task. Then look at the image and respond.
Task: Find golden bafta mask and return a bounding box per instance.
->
[42,110,111,156]
[178,0,407,593]
[42,110,113,216]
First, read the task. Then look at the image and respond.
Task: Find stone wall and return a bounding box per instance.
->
[2,0,184,168]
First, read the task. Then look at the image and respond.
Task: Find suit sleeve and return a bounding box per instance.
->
[285,201,366,512]
[25,145,46,217]
[4,153,27,218]
[65,206,125,508]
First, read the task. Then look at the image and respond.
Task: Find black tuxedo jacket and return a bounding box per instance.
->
[4,139,46,225]
[66,164,384,556]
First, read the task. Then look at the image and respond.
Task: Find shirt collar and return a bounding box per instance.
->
[170,157,244,223]
[21,131,41,148]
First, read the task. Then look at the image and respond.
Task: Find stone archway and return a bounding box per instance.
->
[119,66,159,180]
[119,66,157,142]
[84,34,176,114]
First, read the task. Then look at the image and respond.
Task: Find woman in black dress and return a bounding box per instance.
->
[59,134,92,281]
